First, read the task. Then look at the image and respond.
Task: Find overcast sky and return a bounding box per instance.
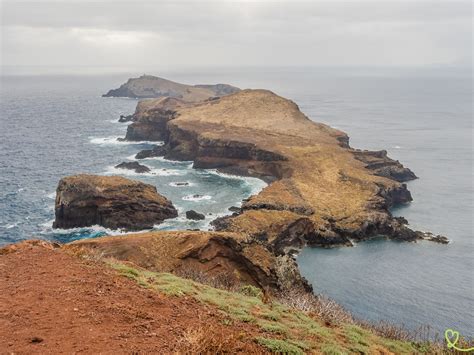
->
[1,0,472,73]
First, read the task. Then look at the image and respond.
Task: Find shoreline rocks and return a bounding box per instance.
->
[135,145,167,159]
[53,175,177,231]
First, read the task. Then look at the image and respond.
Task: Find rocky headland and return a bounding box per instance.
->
[53,175,177,230]
[125,88,446,251]
[103,74,240,100]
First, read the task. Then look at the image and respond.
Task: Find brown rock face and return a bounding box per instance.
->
[65,231,311,294]
[53,175,177,231]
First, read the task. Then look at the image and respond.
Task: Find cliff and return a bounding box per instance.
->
[128,89,441,248]
[102,74,240,100]
[65,231,311,294]
[53,175,177,230]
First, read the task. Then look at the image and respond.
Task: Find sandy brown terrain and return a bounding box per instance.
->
[0,241,266,354]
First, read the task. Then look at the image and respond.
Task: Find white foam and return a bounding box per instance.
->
[104,166,186,177]
[50,224,150,237]
[46,192,56,199]
[145,156,193,168]
[5,223,19,229]
[182,194,213,202]
[39,219,55,229]
[204,169,267,196]
[89,136,162,146]
[393,145,402,149]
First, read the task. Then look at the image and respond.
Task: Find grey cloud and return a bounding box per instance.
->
[1,1,472,70]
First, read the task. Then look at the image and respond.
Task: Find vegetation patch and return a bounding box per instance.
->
[108,260,435,354]
[256,337,304,354]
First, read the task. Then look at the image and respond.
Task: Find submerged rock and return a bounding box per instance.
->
[174,182,189,186]
[185,210,205,220]
[115,161,151,173]
[53,174,177,230]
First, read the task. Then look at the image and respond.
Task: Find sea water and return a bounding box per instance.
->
[0,67,472,336]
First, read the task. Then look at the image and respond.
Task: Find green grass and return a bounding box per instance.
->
[320,343,349,355]
[256,337,305,354]
[108,260,433,354]
[344,324,371,353]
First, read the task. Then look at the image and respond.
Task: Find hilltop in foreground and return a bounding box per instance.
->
[0,241,432,354]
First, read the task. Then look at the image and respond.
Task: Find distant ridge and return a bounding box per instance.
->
[102,74,240,101]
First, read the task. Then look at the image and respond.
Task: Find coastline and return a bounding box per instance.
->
[0,73,470,354]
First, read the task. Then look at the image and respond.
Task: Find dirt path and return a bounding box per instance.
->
[0,241,265,354]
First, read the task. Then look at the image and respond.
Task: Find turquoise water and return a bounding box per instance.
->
[0,67,472,336]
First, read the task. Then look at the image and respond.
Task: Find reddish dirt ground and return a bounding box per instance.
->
[0,241,266,354]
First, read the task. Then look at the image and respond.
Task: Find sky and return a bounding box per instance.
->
[0,0,472,74]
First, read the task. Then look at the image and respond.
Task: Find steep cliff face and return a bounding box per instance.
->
[103,75,240,100]
[65,231,311,294]
[53,175,177,230]
[126,89,444,248]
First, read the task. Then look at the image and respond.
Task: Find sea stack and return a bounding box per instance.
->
[53,175,177,230]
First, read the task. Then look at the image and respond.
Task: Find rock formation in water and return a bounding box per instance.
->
[53,175,177,230]
[103,74,240,100]
[135,145,167,159]
[124,89,444,252]
[115,161,151,173]
[185,210,205,220]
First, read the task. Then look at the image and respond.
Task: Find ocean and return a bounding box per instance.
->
[0,67,472,336]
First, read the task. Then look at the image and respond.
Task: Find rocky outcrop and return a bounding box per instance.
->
[53,175,177,230]
[135,145,167,159]
[352,149,417,182]
[185,210,205,220]
[120,89,444,249]
[65,231,311,294]
[115,161,151,173]
[126,107,175,141]
[103,75,240,101]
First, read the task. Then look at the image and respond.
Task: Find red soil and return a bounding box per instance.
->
[0,241,266,354]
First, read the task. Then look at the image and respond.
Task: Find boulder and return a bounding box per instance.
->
[186,210,205,220]
[53,175,177,230]
[115,161,151,173]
